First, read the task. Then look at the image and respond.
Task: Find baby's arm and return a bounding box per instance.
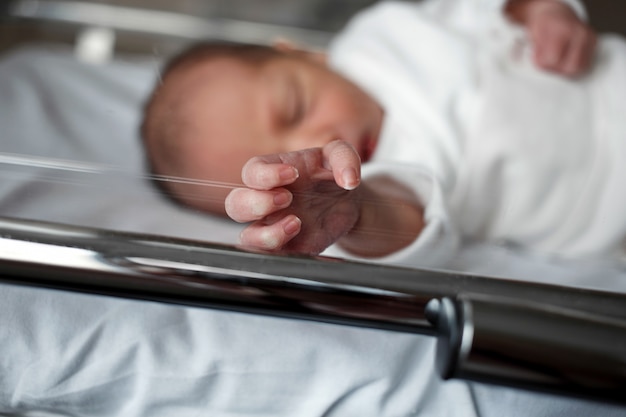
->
[225,140,425,257]
[505,0,597,76]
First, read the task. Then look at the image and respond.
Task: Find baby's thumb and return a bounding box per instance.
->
[323,140,361,190]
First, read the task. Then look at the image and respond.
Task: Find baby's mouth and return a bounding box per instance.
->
[360,135,378,163]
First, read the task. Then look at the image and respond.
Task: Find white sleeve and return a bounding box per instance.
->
[415,0,587,36]
[324,162,461,270]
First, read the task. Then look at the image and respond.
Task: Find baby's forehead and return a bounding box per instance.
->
[171,54,303,111]
[176,57,258,86]
[169,59,263,132]
[163,52,306,141]
[163,58,256,111]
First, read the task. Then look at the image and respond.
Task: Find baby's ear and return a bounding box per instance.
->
[272,38,327,65]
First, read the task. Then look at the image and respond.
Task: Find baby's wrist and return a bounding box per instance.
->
[336,186,378,256]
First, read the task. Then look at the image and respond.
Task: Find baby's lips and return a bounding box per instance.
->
[360,135,378,162]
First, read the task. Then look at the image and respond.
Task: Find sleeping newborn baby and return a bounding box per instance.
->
[142,0,626,267]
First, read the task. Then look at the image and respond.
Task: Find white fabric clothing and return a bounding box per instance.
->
[327,0,626,266]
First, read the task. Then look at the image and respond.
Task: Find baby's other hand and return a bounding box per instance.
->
[225,140,362,255]
[507,0,597,77]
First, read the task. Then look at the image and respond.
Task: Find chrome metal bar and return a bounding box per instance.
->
[5,0,334,48]
[2,216,626,329]
[0,216,438,335]
[2,216,626,403]
[427,296,626,405]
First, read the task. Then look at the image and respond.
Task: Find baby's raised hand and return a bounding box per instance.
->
[225,140,363,255]
[508,0,597,76]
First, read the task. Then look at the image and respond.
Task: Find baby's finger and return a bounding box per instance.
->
[239,215,302,251]
[225,187,293,223]
[322,140,361,190]
[241,157,299,190]
[533,25,568,71]
[580,31,597,68]
[562,29,597,76]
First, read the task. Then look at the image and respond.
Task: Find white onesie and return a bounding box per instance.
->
[327,0,626,266]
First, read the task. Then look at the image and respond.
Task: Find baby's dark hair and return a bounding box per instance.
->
[140,41,281,213]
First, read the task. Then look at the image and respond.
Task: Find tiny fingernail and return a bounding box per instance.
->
[279,166,299,182]
[273,191,292,207]
[283,216,301,235]
[342,168,359,190]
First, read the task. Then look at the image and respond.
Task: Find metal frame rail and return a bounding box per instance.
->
[1,217,625,405]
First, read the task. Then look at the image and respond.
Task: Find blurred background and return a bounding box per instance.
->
[2,0,624,59]
[0,0,376,57]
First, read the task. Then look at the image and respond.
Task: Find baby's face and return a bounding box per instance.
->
[173,51,383,192]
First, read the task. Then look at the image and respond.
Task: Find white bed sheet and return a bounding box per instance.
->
[1,46,626,417]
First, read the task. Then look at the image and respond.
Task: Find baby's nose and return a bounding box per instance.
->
[285,129,335,152]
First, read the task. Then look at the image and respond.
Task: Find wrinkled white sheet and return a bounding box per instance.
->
[1,46,626,417]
